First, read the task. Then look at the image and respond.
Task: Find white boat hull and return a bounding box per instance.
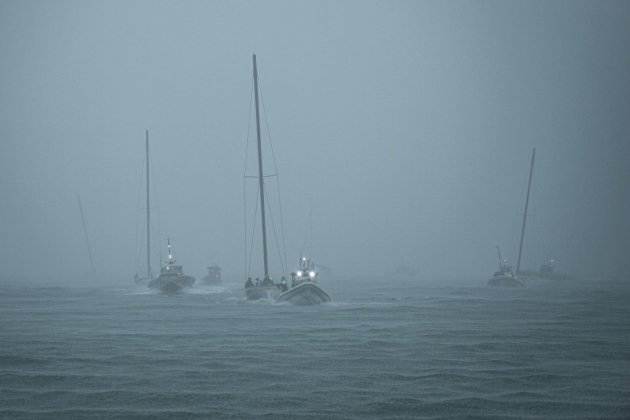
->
[276,282,331,305]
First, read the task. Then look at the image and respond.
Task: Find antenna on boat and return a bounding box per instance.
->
[253,53,270,280]
[516,147,536,275]
[76,194,96,276]
[146,129,153,281]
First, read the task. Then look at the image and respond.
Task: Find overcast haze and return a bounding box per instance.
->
[1,0,628,286]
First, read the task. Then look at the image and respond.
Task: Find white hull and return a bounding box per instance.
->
[276,282,331,305]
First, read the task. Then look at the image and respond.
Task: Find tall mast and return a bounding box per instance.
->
[77,194,96,275]
[516,147,536,274]
[253,54,269,280]
[495,245,503,269]
[146,129,152,281]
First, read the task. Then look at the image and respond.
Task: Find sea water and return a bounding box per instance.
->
[1,278,628,419]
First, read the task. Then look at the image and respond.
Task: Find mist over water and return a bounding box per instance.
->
[1,0,629,418]
[1,0,629,284]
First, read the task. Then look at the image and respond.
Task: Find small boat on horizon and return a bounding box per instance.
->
[519,258,574,282]
[201,265,222,285]
[488,148,536,287]
[489,148,574,285]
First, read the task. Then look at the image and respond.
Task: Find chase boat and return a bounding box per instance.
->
[202,265,222,285]
[148,239,195,294]
[276,257,331,305]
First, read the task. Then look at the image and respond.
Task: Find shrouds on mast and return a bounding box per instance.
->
[516,147,536,274]
[77,194,96,276]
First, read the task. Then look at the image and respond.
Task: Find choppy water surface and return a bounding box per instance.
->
[1,279,629,419]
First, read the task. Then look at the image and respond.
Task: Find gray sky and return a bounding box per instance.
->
[1,0,628,285]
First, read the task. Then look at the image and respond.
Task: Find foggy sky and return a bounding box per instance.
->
[1,0,628,285]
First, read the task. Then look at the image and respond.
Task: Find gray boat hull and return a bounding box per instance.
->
[149,275,195,294]
[488,275,524,287]
[245,285,281,300]
[276,282,331,305]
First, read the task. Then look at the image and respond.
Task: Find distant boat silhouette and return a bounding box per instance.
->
[202,265,222,285]
[488,148,536,287]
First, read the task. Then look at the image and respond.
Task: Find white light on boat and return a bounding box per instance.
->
[308,271,315,278]
[296,271,303,277]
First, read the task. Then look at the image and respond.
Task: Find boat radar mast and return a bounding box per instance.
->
[167,237,174,265]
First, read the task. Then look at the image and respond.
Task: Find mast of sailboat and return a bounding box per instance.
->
[145,129,152,281]
[516,147,536,275]
[495,245,503,269]
[76,194,96,275]
[253,54,270,280]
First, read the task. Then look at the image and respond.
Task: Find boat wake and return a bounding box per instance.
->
[187,286,228,295]
[123,287,159,296]
[240,296,276,305]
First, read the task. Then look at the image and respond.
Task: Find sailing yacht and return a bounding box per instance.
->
[488,148,535,287]
[242,54,330,304]
[243,54,284,301]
